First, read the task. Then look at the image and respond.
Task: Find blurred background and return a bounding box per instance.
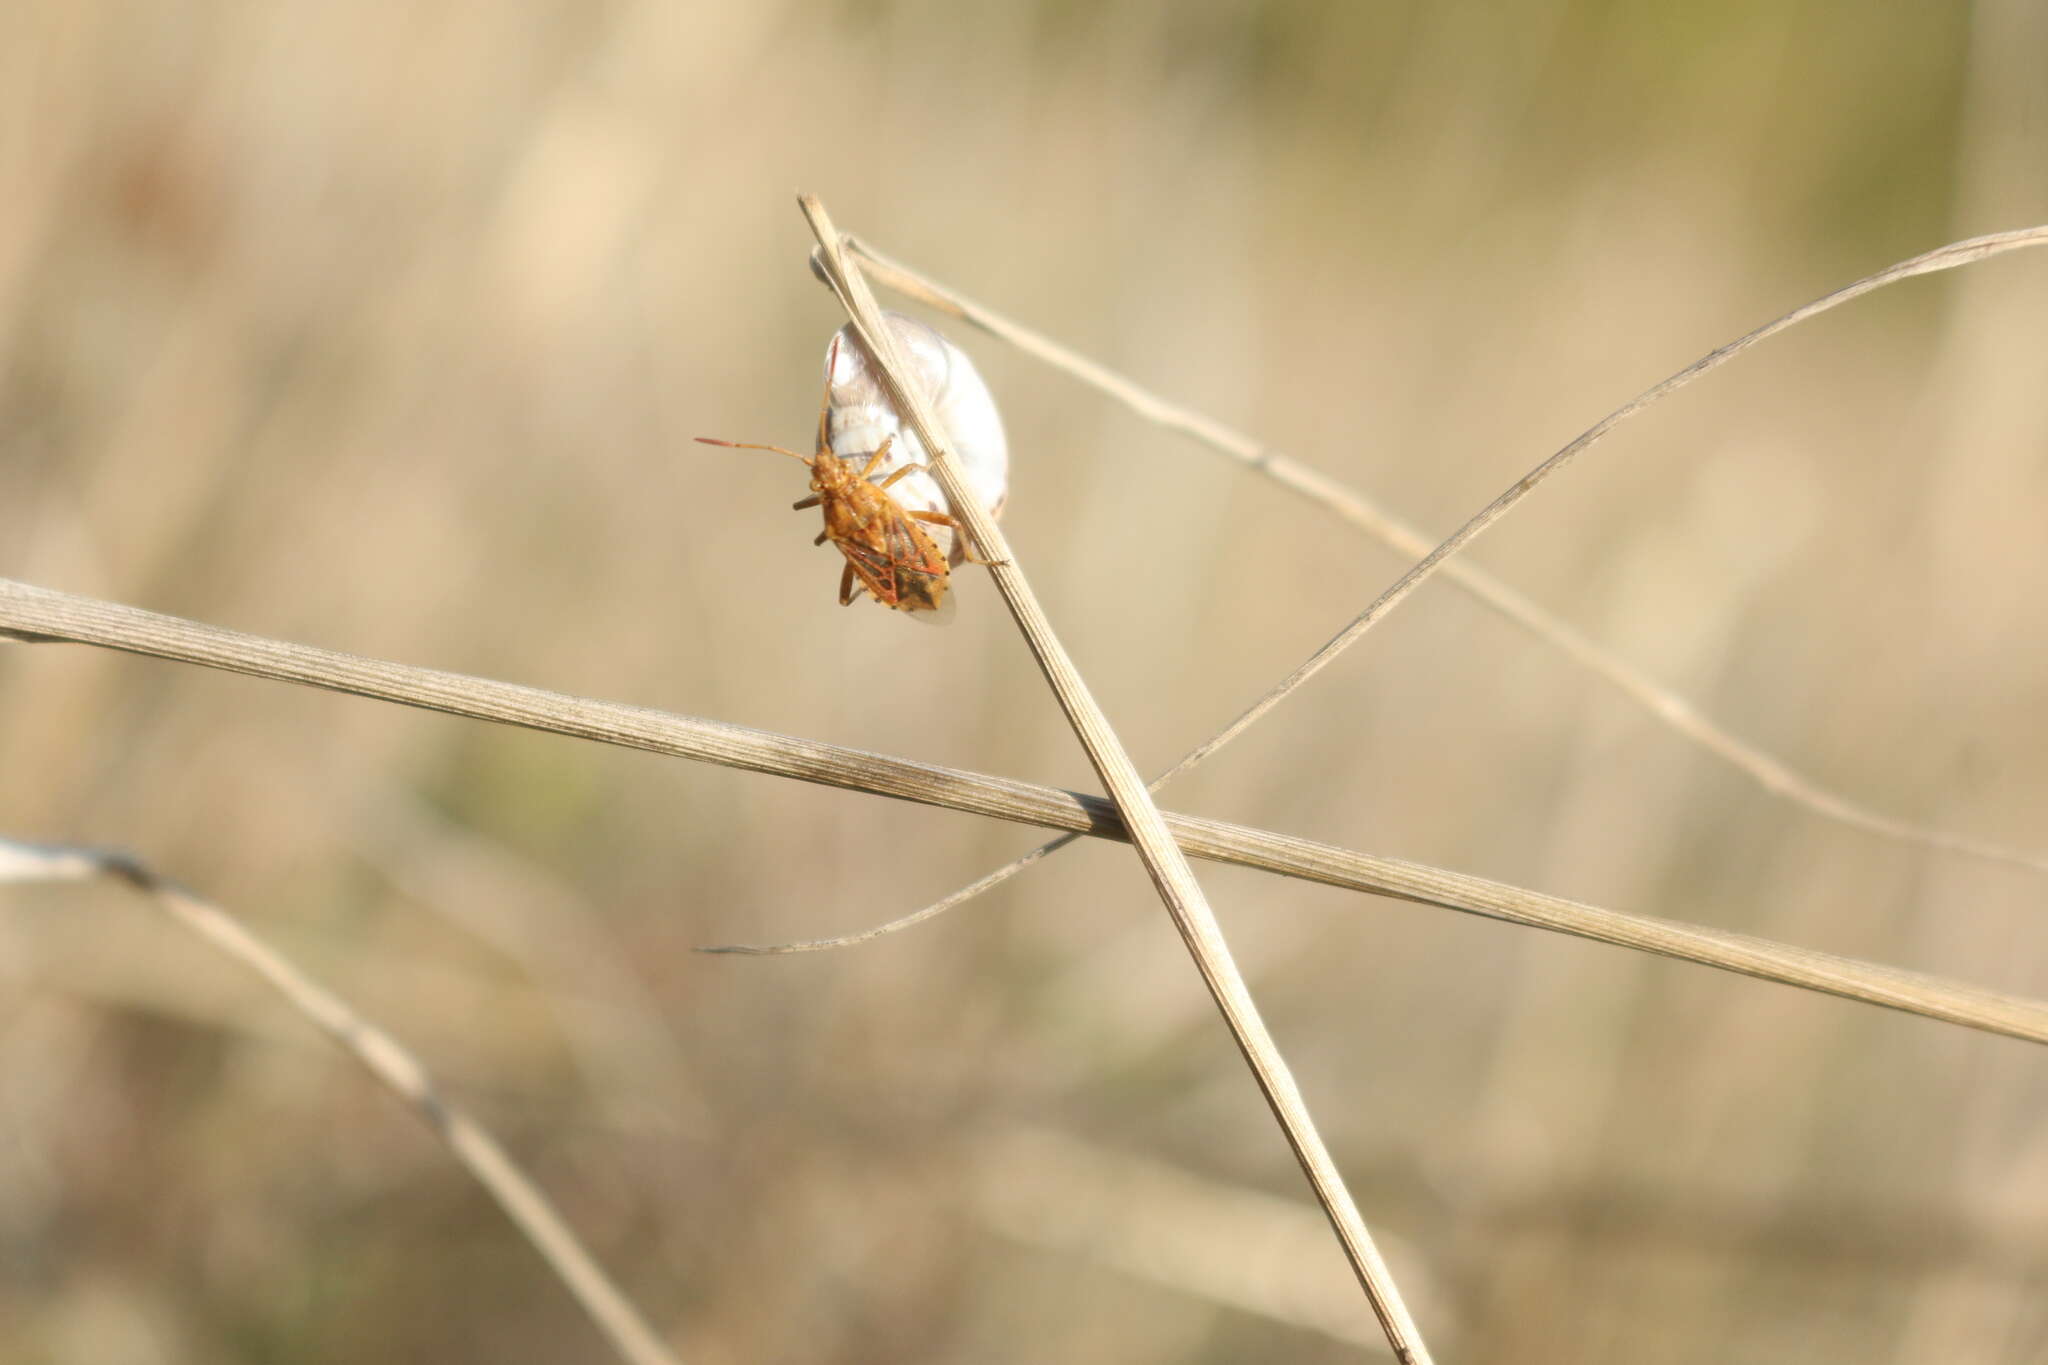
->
[3,2,2046,1361]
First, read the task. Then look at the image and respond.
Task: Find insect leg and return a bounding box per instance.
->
[838,562,863,605]
[856,437,896,481]
[792,494,822,510]
[875,462,929,491]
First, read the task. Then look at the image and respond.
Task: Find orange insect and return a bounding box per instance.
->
[697,378,975,613]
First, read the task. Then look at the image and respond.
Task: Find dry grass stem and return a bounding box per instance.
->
[7,578,2047,1051]
[799,194,1434,1363]
[0,836,681,1365]
[847,227,2048,879]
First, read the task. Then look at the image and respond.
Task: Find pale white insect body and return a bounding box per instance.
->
[824,313,1009,568]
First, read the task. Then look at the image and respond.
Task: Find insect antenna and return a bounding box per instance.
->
[693,436,815,466]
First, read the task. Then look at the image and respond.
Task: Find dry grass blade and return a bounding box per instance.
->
[847,227,2048,877]
[5,577,2046,1046]
[0,836,681,1365]
[798,195,1434,1363]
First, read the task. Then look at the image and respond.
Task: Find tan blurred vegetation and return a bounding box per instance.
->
[3,1,2047,1361]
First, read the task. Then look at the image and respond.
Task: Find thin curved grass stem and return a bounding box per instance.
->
[701,830,1085,954]
[845,226,2048,878]
[744,225,2048,959]
[0,837,681,1365]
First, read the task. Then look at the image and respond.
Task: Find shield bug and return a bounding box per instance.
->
[697,374,974,613]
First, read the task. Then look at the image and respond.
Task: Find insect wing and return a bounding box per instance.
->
[835,534,906,608]
[835,505,947,612]
[902,582,957,624]
[877,507,949,612]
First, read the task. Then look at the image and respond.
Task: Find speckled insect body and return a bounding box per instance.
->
[697,377,964,613]
[802,433,953,612]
